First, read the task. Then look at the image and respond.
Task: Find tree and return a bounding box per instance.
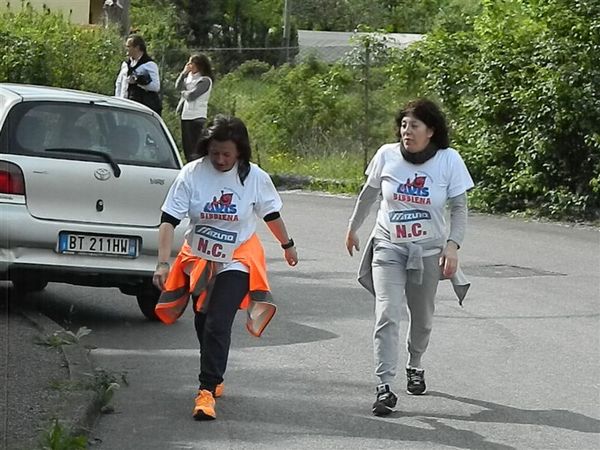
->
[171,0,297,70]
[0,7,123,94]
[103,0,130,36]
[291,0,474,33]
[390,0,600,219]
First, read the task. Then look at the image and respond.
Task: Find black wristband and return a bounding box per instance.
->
[446,239,460,250]
[281,238,295,250]
[263,211,281,222]
[160,211,181,227]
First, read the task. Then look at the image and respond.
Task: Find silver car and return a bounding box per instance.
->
[0,83,186,319]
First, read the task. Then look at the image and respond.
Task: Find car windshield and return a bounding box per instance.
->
[0,101,179,169]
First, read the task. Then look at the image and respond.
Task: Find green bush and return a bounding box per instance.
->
[5,1,595,221]
[0,6,122,95]
[388,0,600,221]
[236,59,273,78]
[188,0,600,221]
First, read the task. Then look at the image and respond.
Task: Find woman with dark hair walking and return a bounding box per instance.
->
[153,115,298,421]
[345,98,474,416]
[175,53,214,161]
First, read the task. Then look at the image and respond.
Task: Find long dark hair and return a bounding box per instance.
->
[395,98,450,149]
[196,115,251,183]
[190,53,214,81]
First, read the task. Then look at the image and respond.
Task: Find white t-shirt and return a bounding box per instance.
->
[162,157,282,271]
[366,143,474,249]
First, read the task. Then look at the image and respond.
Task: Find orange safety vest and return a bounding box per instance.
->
[155,233,275,336]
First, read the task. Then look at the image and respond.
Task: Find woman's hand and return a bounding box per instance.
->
[152,262,170,291]
[284,246,298,267]
[439,241,459,279]
[345,229,360,256]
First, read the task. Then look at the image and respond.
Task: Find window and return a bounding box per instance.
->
[1,101,179,169]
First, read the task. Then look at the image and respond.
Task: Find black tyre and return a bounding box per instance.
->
[11,278,48,293]
[136,286,161,321]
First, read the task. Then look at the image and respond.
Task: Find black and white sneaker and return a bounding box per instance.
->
[406,367,426,395]
[372,384,398,416]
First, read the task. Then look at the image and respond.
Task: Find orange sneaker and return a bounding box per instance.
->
[193,389,216,420]
[214,383,224,398]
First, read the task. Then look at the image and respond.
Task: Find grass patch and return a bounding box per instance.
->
[76,368,129,414]
[35,327,92,348]
[263,150,365,194]
[37,419,87,450]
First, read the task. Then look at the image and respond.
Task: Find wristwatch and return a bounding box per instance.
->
[281,238,295,250]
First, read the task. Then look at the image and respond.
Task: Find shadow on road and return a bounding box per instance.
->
[9,286,146,329]
[217,392,516,450]
[422,391,600,434]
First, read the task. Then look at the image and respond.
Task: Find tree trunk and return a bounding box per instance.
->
[103,0,130,36]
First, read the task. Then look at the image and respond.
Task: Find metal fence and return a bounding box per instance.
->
[156,31,422,74]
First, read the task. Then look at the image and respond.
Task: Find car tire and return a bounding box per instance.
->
[11,278,48,293]
[136,287,161,321]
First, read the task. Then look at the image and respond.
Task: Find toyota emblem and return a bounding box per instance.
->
[94,168,111,181]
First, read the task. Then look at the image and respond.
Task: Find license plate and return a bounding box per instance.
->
[58,232,139,257]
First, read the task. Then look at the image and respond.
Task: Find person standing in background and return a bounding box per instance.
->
[175,54,214,162]
[115,34,162,115]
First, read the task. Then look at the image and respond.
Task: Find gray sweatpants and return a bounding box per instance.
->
[371,243,441,384]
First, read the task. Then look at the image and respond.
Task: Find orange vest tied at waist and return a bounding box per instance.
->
[155,233,276,336]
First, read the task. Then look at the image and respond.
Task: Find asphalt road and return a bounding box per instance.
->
[32,192,600,449]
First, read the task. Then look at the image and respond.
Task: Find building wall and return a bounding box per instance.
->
[1,0,91,24]
[90,0,105,25]
[297,30,423,63]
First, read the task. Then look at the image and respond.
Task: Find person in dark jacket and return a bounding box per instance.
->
[115,34,162,115]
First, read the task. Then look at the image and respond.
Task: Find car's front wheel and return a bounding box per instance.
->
[136,285,161,321]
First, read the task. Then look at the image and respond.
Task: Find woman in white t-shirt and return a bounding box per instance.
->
[345,99,474,416]
[153,115,298,420]
[175,53,213,162]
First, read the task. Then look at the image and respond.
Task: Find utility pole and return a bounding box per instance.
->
[283,0,291,63]
[362,40,371,171]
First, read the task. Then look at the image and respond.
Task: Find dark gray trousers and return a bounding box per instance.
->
[181,118,206,162]
[194,270,249,391]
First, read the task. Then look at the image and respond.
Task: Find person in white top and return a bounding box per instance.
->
[114,34,162,115]
[345,98,474,416]
[175,53,214,162]
[153,115,298,420]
